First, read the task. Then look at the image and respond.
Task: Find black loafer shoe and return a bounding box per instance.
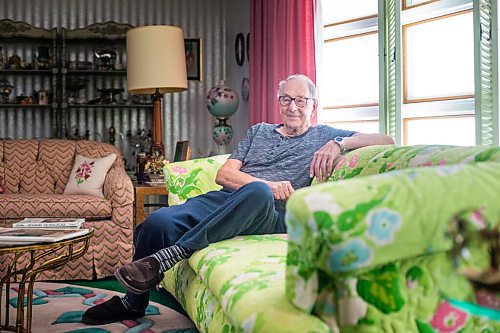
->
[114,256,163,295]
[81,295,145,325]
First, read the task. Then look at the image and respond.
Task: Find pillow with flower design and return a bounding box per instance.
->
[163,154,230,206]
[64,153,116,198]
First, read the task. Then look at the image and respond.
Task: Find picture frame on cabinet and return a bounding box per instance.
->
[173,140,191,162]
[185,38,202,81]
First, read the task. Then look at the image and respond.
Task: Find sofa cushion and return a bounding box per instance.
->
[0,194,112,220]
[64,154,116,198]
[164,154,230,205]
[162,234,331,333]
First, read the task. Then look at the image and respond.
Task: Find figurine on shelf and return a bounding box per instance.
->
[33,89,50,105]
[35,46,51,70]
[16,95,34,105]
[67,77,89,105]
[0,78,14,104]
[0,47,5,69]
[94,49,116,71]
[68,127,89,141]
[8,54,21,69]
[128,128,152,154]
[109,125,116,146]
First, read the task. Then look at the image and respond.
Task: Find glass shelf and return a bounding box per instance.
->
[66,104,152,108]
[0,69,55,74]
[0,104,52,108]
[64,69,127,75]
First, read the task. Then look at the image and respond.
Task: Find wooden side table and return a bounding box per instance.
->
[134,183,169,225]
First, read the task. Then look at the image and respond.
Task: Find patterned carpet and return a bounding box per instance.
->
[5,282,197,333]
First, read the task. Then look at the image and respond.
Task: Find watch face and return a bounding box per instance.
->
[335,137,343,143]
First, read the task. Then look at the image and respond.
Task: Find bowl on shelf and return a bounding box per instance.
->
[94,88,124,104]
[66,77,89,93]
[67,61,93,70]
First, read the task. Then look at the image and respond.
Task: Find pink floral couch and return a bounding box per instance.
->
[0,139,134,280]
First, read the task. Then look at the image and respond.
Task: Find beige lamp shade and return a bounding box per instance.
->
[127,25,188,94]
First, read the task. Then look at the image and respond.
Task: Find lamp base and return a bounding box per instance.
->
[149,89,165,156]
[213,118,233,146]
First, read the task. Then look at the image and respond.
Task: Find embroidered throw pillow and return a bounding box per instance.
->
[64,153,116,198]
[164,154,230,206]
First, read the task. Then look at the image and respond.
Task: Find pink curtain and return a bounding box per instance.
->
[249,0,317,125]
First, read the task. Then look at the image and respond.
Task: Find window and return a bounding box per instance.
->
[323,0,378,25]
[323,32,379,108]
[404,116,475,146]
[403,11,474,103]
[320,0,379,133]
[319,0,488,146]
[401,1,475,145]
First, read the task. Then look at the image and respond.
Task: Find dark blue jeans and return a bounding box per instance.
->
[125,181,285,310]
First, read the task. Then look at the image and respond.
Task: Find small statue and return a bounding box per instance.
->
[109,125,115,146]
[8,54,21,69]
[94,49,116,71]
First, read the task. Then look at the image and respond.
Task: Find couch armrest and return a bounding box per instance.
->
[103,165,134,226]
[285,162,500,311]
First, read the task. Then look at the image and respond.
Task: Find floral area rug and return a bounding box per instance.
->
[5,282,197,333]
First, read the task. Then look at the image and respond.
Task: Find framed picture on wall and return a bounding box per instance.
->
[185,38,202,81]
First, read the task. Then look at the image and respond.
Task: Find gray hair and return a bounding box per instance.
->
[277,74,317,99]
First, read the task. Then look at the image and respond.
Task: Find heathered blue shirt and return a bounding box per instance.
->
[230,123,356,213]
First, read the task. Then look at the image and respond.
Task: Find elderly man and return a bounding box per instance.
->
[83,74,394,325]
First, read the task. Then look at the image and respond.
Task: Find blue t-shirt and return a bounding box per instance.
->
[230,123,356,212]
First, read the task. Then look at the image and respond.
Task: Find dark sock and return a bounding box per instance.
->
[121,295,144,312]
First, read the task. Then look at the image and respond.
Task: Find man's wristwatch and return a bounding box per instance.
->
[333,136,346,153]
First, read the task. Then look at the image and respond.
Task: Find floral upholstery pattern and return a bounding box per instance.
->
[162,235,332,333]
[287,161,500,332]
[328,144,500,182]
[163,154,229,205]
[160,146,500,333]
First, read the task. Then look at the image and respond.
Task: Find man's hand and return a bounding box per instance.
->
[265,180,295,200]
[310,140,341,181]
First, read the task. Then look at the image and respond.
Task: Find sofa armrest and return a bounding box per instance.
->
[285,162,500,312]
[103,165,134,226]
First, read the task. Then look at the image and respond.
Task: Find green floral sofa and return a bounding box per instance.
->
[161,145,500,333]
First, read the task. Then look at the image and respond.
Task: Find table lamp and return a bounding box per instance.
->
[206,85,239,153]
[127,25,188,156]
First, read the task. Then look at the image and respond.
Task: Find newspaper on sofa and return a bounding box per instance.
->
[12,217,85,230]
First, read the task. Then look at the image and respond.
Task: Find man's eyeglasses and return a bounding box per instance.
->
[279,96,314,108]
